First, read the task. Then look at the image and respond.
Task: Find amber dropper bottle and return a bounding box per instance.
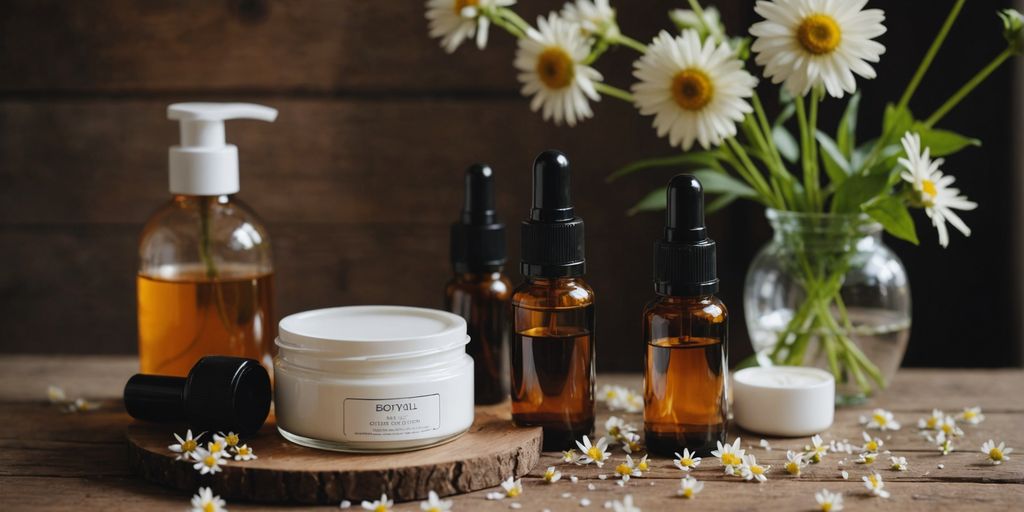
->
[445,164,512,405]
[643,175,728,456]
[511,150,596,450]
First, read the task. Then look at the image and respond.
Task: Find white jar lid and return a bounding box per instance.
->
[278,306,468,360]
[732,366,835,437]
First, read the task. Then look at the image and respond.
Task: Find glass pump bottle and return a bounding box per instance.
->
[445,164,512,405]
[137,103,278,376]
[643,175,728,456]
[511,150,596,450]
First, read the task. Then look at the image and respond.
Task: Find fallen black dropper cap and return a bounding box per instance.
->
[654,174,718,296]
[451,164,507,273]
[123,356,271,435]
[521,150,586,278]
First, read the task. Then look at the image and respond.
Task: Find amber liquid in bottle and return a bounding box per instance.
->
[445,272,512,404]
[643,295,727,456]
[511,277,596,450]
[138,263,275,376]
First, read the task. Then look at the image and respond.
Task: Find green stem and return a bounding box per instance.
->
[686,0,712,35]
[498,8,532,35]
[594,82,635,102]
[612,34,648,53]
[725,138,779,208]
[807,88,822,210]
[897,0,966,111]
[924,48,1014,127]
[794,95,818,210]
[584,38,609,65]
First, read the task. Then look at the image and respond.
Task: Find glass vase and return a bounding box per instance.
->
[743,209,911,404]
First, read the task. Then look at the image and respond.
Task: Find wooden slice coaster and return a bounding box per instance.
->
[127,403,542,504]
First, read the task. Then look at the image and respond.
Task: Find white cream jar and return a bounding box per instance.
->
[274,306,474,453]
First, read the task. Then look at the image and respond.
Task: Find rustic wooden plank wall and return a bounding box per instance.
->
[0,0,1017,369]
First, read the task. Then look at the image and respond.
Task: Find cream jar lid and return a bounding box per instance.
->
[732,366,835,437]
[278,306,468,360]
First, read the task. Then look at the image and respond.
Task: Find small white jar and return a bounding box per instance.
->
[274,305,474,453]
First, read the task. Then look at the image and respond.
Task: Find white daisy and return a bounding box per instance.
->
[712,437,746,470]
[361,493,393,512]
[190,487,227,512]
[959,406,985,425]
[806,434,829,463]
[501,476,524,498]
[677,476,704,499]
[215,432,240,449]
[815,488,843,512]
[611,494,641,512]
[890,456,908,471]
[543,466,562,483]
[425,0,516,53]
[673,448,702,471]
[232,444,257,461]
[561,0,619,39]
[750,0,887,98]
[515,13,602,126]
[899,131,978,248]
[862,408,901,431]
[862,471,890,498]
[613,455,643,482]
[785,450,806,475]
[576,435,612,467]
[191,448,226,475]
[855,452,877,465]
[937,416,964,439]
[603,416,637,445]
[169,429,202,461]
[621,432,644,454]
[420,490,452,512]
[632,30,757,150]
[861,431,884,453]
[562,448,582,464]
[739,454,771,482]
[670,7,725,42]
[981,440,1013,465]
[917,409,945,431]
[936,431,955,455]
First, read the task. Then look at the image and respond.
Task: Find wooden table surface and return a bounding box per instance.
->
[3,355,1023,511]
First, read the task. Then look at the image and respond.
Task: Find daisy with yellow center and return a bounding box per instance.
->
[500,476,523,498]
[806,434,829,463]
[190,487,227,512]
[426,0,516,54]
[560,0,620,40]
[419,490,452,512]
[631,30,757,151]
[562,448,581,464]
[207,439,226,457]
[604,416,637,446]
[750,0,887,98]
[361,493,393,512]
[861,431,884,453]
[542,466,562,483]
[233,444,257,461]
[169,429,202,461]
[917,409,945,431]
[575,435,612,467]
[676,475,704,499]
[862,471,890,498]
[621,433,644,454]
[635,454,650,473]
[814,488,844,512]
[739,454,770,482]
[673,448,702,472]
[890,456,908,472]
[863,408,901,431]
[936,431,955,455]
[937,416,964,438]
[959,406,985,425]
[216,432,240,449]
[981,440,1013,465]
[614,455,643,482]
[515,13,602,127]
[785,450,806,476]
[898,131,977,247]
[855,452,877,465]
[711,436,746,471]
[191,448,225,475]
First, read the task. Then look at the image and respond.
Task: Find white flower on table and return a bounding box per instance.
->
[613,455,643,482]
[890,456,908,472]
[603,416,637,445]
[861,408,901,431]
[749,0,887,98]
[563,448,581,464]
[361,493,393,512]
[191,448,226,475]
[621,432,644,454]
[673,448,701,472]
[232,444,257,461]
[425,0,516,53]
[917,408,945,430]
[215,432,240,450]
[420,490,452,512]
[47,385,67,403]
[515,13,603,127]
[169,429,203,461]
[936,431,955,455]
[190,486,227,512]
[631,30,757,151]
[936,415,964,439]
[981,440,1013,465]
[711,437,745,473]
[502,476,524,498]
[814,488,843,512]
[898,131,977,248]
[738,454,770,482]
[785,450,806,476]
[861,431,884,453]
[576,435,612,467]
[958,406,985,425]
[560,0,619,40]
[676,476,703,499]
[610,494,640,512]
[543,466,562,483]
[862,471,890,498]
[634,454,650,473]
[806,434,829,463]
[854,452,877,465]
[206,438,227,458]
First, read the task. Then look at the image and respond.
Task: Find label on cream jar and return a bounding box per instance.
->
[343,394,441,439]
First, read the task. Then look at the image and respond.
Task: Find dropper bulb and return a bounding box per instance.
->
[462,164,496,224]
[665,174,707,242]
[531,150,574,221]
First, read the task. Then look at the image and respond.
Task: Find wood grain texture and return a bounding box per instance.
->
[1,356,1022,510]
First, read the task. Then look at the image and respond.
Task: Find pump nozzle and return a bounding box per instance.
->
[530,150,574,222]
[665,174,707,242]
[167,102,278,196]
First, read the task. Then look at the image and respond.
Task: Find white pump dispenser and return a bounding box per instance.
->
[167,103,278,196]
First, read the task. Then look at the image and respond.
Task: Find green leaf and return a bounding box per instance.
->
[775,102,796,127]
[627,187,666,215]
[772,125,799,163]
[837,92,861,157]
[830,172,889,213]
[882,103,913,145]
[607,151,722,182]
[864,196,919,245]
[911,123,981,157]
[815,130,851,184]
[691,169,757,198]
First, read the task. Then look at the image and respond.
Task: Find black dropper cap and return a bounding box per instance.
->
[521,150,585,278]
[123,356,271,435]
[654,174,718,296]
[451,164,507,273]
